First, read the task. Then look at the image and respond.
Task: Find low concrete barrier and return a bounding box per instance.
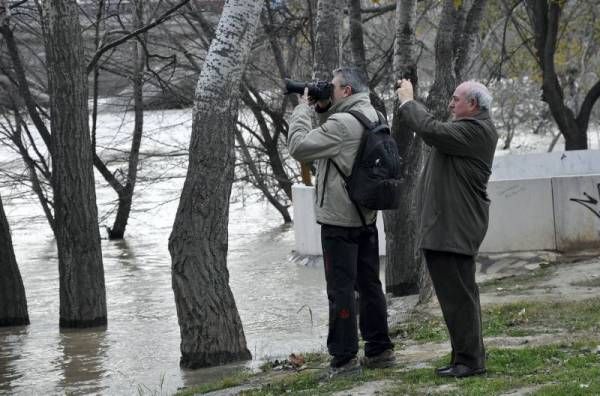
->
[553,174,600,251]
[292,150,600,255]
[491,149,600,181]
[481,178,556,252]
[291,185,386,256]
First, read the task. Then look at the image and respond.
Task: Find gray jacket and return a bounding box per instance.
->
[288,92,378,227]
[398,100,498,255]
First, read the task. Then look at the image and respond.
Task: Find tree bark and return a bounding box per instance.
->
[0,194,29,327]
[42,0,107,327]
[312,0,343,80]
[347,0,387,117]
[383,0,421,297]
[168,0,262,369]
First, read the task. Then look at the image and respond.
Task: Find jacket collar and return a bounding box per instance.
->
[328,92,371,114]
[453,109,491,122]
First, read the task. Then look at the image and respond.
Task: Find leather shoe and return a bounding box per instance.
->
[435,365,453,374]
[437,364,486,378]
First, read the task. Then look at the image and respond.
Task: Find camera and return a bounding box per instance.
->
[284,78,332,100]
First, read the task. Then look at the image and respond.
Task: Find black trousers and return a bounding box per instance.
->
[424,249,486,369]
[321,223,393,364]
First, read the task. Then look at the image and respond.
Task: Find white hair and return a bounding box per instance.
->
[464,81,493,111]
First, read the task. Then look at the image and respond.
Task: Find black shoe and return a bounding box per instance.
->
[360,349,396,369]
[327,357,362,379]
[435,365,453,374]
[437,364,486,378]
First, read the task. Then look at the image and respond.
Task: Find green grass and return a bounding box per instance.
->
[176,370,253,395]
[483,298,600,337]
[234,343,600,395]
[389,311,448,342]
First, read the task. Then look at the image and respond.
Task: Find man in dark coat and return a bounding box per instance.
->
[396,78,498,378]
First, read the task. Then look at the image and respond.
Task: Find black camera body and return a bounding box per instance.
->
[284,78,332,100]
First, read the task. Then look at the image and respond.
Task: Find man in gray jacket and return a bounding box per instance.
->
[288,67,394,376]
[396,79,498,378]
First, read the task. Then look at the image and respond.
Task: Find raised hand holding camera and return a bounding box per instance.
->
[395,78,413,104]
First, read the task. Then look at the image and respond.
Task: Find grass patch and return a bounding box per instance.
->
[483,298,600,337]
[389,311,447,342]
[176,370,253,395]
[239,343,600,395]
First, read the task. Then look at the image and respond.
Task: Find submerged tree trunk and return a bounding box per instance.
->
[42,0,107,327]
[108,0,146,239]
[384,0,421,297]
[168,0,262,369]
[0,194,29,326]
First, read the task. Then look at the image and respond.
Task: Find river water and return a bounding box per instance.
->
[0,109,330,395]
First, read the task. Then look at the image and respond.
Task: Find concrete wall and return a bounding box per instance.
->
[292,150,600,255]
[480,178,556,252]
[292,185,386,256]
[553,175,600,251]
[491,149,600,181]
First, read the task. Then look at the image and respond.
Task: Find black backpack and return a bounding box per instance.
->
[330,110,402,224]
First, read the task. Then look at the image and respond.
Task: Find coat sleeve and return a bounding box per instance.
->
[398,101,486,157]
[287,103,346,162]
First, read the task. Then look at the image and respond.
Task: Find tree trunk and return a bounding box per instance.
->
[42,0,107,328]
[108,0,146,239]
[347,0,387,117]
[383,0,421,297]
[524,0,598,151]
[312,0,343,80]
[168,0,262,369]
[0,194,29,326]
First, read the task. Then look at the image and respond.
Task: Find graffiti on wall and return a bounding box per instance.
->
[570,183,600,219]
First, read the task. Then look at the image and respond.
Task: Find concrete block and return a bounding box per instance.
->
[481,178,556,252]
[291,184,387,256]
[492,149,600,181]
[292,185,321,256]
[552,175,600,251]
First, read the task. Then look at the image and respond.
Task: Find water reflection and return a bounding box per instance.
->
[0,326,28,394]
[57,328,109,395]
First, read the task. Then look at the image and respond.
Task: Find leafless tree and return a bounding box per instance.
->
[168,0,263,369]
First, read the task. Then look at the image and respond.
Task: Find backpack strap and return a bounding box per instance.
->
[347,110,376,130]
[329,159,367,227]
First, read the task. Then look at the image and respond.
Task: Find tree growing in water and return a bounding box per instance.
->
[169,0,263,369]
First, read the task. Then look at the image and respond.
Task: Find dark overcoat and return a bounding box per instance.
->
[398,101,499,255]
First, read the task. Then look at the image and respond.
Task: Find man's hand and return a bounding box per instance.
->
[396,79,414,104]
[300,87,331,110]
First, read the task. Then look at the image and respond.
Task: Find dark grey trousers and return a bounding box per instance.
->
[321,224,393,366]
[424,249,486,369]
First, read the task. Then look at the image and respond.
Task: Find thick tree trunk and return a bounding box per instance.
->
[168,0,262,369]
[384,0,421,296]
[347,0,387,117]
[108,0,146,239]
[0,194,29,326]
[42,0,107,328]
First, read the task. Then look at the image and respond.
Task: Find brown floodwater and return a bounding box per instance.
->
[0,109,329,395]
